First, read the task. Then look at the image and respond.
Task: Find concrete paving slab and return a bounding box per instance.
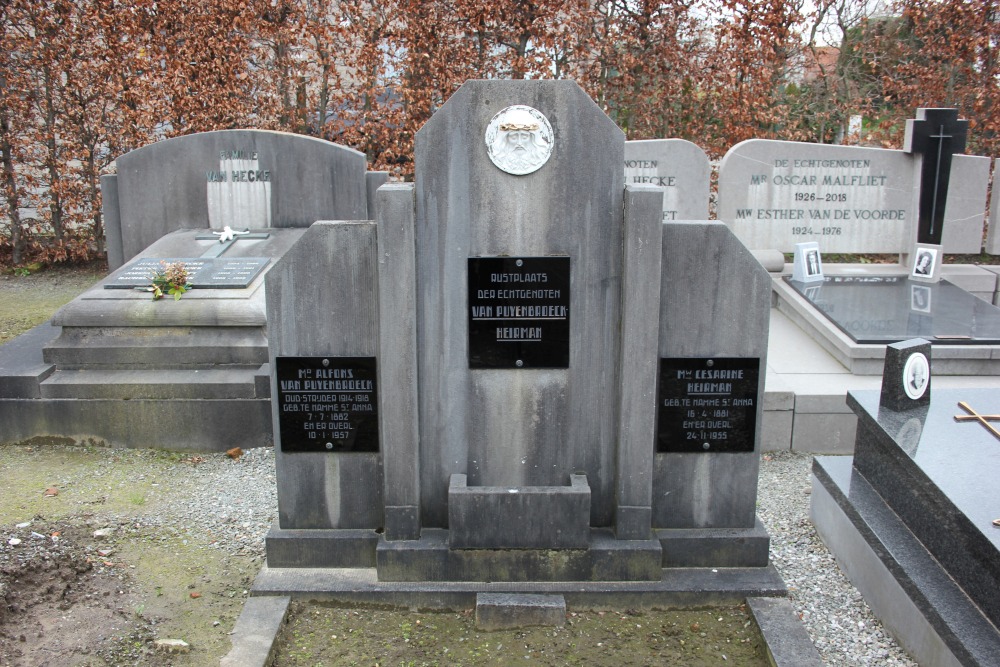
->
[475,593,566,630]
[220,595,290,667]
[747,596,824,667]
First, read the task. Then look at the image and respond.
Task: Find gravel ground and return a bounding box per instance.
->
[173,448,917,665]
[3,445,917,666]
[213,448,914,666]
[757,451,917,666]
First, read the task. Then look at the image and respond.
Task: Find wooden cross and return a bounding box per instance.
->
[904,109,968,245]
[954,401,1000,441]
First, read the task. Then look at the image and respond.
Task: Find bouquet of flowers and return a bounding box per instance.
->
[146,261,191,301]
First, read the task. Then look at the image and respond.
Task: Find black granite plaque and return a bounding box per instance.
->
[785,276,1000,344]
[657,357,759,453]
[275,356,379,453]
[468,257,570,369]
[104,257,270,289]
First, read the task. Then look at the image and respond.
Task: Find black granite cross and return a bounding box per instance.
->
[954,401,1000,441]
[904,108,968,245]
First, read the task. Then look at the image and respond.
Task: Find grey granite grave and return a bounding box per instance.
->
[811,347,1000,666]
[0,130,381,451]
[624,139,710,221]
[774,265,1000,375]
[262,80,783,603]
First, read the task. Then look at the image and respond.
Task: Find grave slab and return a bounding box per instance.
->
[812,456,999,667]
[772,267,1000,375]
[849,388,1000,627]
[784,276,1000,344]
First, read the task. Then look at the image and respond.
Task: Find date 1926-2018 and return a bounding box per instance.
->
[794,192,848,202]
[792,226,842,235]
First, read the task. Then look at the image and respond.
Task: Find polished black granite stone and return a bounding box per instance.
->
[785,276,1000,344]
[813,456,1000,666]
[848,388,1000,627]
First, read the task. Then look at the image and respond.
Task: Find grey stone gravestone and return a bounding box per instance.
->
[624,139,710,220]
[264,80,776,588]
[718,137,990,254]
[102,129,384,270]
[0,130,379,451]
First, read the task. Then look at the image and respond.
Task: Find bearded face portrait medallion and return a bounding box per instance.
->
[485,105,554,176]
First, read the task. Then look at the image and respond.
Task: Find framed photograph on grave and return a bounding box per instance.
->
[910,244,941,283]
[791,242,823,283]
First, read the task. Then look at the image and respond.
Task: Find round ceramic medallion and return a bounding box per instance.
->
[902,352,929,400]
[485,105,554,175]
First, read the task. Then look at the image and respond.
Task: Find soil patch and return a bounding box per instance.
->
[1,519,150,666]
[0,444,263,666]
[272,602,768,666]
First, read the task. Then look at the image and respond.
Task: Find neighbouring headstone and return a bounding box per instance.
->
[987,159,1000,256]
[903,108,969,247]
[264,80,776,583]
[0,130,379,452]
[718,118,990,254]
[265,222,383,566]
[624,139,711,220]
[102,129,379,270]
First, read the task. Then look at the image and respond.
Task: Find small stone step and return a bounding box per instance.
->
[475,593,566,631]
[43,326,267,368]
[40,367,261,399]
[0,322,59,398]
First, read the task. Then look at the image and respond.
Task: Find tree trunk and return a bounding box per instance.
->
[0,107,24,265]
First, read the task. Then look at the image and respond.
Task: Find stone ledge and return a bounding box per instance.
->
[377,528,662,582]
[747,596,823,666]
[475,593,566,630]
[448,473,590,549]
